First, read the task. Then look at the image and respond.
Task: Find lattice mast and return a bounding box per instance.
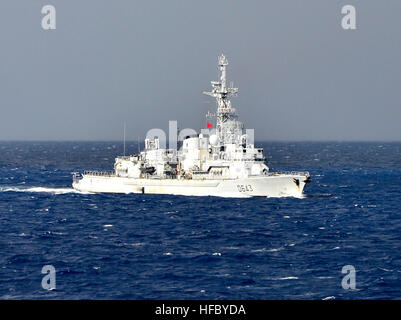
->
[203,54,239,143]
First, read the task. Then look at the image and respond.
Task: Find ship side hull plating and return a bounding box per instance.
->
[73,173,310,198]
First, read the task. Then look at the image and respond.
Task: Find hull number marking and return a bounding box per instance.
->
[237,184,253,192]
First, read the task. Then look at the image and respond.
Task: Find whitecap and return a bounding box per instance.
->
[252,247,283,253]
[274,276,298,280]
[124,242,146,247]
[221,246,240,250]
[51,232,67,236]
[378,267,393,272]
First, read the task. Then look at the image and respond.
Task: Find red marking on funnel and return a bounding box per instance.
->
[207,122,213,128]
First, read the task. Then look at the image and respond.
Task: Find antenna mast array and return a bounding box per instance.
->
[203,54,241,143]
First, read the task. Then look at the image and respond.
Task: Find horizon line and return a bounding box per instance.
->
[0,139,400,143]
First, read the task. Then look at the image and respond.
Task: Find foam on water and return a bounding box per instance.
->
[273,277,299,280]
[0,186,85,195]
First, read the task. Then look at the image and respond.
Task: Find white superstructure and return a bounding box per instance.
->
[72,55,310,197]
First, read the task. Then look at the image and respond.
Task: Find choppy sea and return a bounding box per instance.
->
[0,141,400,299]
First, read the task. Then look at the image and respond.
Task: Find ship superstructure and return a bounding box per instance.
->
[73,55,310,197]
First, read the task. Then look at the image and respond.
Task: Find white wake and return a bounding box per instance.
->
[0,186,86,195]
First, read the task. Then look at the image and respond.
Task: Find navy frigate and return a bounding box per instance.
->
[73,55,310,197]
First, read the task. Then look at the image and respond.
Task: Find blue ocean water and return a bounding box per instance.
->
[0,141,400,300]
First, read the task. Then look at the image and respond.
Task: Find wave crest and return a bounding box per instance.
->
[0,186,86,195]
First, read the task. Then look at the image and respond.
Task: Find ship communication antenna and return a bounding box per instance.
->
[123,121,126,157]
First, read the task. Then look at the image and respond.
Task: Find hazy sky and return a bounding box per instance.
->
[0,1,400,141]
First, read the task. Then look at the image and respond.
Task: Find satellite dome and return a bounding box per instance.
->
[209,134,219,146]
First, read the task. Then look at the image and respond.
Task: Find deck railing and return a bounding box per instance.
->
[270,171,310,176]
[78,170,309,179]
[83,170,115,177]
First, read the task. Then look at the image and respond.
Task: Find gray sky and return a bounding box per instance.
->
[0,1,400,141]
